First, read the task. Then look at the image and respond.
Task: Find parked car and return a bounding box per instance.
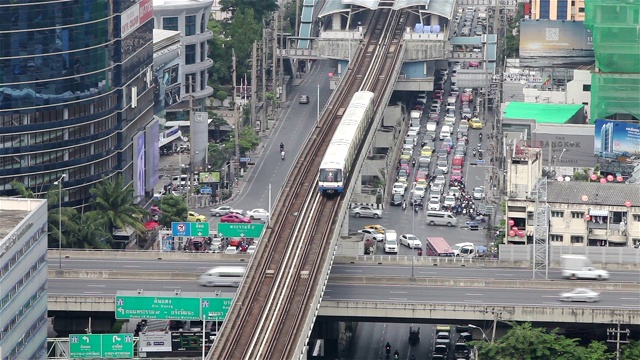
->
[210,206,244,217]
[400,234,422,249]
[220,213,251,223]
[187,211,207,222]
[559,288,600,302]
[246,208,270,221]
[351,205,382,219]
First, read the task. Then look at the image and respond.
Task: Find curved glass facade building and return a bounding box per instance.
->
[0,0,157,207]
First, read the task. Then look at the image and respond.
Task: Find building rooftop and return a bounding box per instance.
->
[0,209,30,241]
[504,102,584,124]
[0,198,47,241]
[546,181,640,207]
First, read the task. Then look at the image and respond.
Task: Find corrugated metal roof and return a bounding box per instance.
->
[394,0,430,10]
[547,182,640,207]
[319,0,350,17]
[423,0,454,18]
[343,0,381,9]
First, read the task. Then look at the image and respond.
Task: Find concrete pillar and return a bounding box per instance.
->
[340,208,349,237]
[332,13,341,30]
[431,14,439,26]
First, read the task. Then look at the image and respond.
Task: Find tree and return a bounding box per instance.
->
[208,143,234,169]
[220,0,278,21]
[621,340,640,360]
[473,323,612,360]
[236,126,260,156]
[157,195,189,228]
[214,90,228,104]
[207,19,232,86]
[89,175,148,240]
[68,211,111,249]
[225,8,263,76]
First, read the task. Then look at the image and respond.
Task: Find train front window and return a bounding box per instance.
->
[320,169,342,182]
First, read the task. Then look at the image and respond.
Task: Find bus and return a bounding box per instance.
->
[424,237,454,257]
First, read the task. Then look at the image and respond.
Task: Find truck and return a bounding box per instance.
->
[561,255,610,280]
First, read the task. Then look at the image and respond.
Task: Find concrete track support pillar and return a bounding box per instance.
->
[332,13,342,30]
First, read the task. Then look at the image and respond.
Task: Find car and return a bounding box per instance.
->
[210,206,244,217]
[399,234,422,249]
[428,199,441,211]
[400,150,412,161]
[436,148,448,158]
[450,168,463,181]
[299,94,310,104]
[397,178,409,191]
[437,161,449,174]
[452,155,465,167]
[443,195,456,207]
[421,146,433,156]
[430,182,444,194]
[392,182,406,195]
[351,205,382,219]
[224,247,238,254]
[246,208,270,221]
[187,211,207,222]
[559,288,600,302]
[220,213,251,223]
[246,245,257,254]
[418,155,431,167]
[414,171,428,182]
[398,158,410,168]
[449,187,461,197]
[390,193,404,206]
[364,224,386,234]
[440,143,452,154]
[412,185,427,198]
[443,136,454,146]
[399,164,411,176]
[469,118,483,129]
[459,119,469,127]
[402,143,413,152]
[473,186,486,200]
[397,169,409,180]
[359,228,385,242]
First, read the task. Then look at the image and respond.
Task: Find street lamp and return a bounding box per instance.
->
[468,324,490,343]
[54,174,65,269]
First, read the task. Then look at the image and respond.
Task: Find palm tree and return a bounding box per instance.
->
[68,211,111,249]
[89,175,148,238]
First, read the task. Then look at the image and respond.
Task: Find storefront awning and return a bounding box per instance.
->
[589,209,609,217]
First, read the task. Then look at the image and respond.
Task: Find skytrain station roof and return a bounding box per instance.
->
[319,0,454,19]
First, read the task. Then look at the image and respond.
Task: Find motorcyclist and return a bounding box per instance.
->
[479,133,483,141]
[402,200,407,211]
[280,142,284,152]
[385,342,391,355]
[472,147,477,157]
[281,150,285,160]
[393,350,400,360]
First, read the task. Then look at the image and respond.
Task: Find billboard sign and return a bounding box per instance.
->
[145,120,160,191]
[133,132,146,203]
[121,0,153,38]
[594,119,640,158]
[519,20,594,67]
[199,172,221,183]
[154,59,181,112]
[139,332,172,352]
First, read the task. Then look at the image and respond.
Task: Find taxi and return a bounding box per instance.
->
[364,224,386,234]
[469,118,484,129]
[421,146,433,156]
[415,179,428,188]
[400,150,412,161]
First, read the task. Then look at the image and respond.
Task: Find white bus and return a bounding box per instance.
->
[198,266,245,287]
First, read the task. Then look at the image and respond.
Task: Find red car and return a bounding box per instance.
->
[440,142,452,154]
[450,168,463,181]
[400,164,411,176]
[452,155,465,167]
[415,171,428,182]
[220,213,251,223]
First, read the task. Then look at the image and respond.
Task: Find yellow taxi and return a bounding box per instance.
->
[415,179,428,188]
[364,224,386,234]
[421,146,433,156]
[469,118,484,129]
[187,211,207,222]
[400,150,412,161]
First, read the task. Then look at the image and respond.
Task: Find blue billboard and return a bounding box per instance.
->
[594,119,640,158]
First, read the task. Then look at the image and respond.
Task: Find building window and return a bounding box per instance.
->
[570,235,584,244]
[200,42,206,62]
[557,0,568,19]
[583,84,591,91]
[633,214,640,222]
[185,44,196,65]
[185,15,196,36]
[200,70,206,91]
[540,0,550,19]
[163,17,178,31]
[551,210,564,218]
[185,73,196,93]
[571,211,584,219]
[633,239,640,248]
[578,7,585,12]
[550,234,563,242]
[201,13,206,33]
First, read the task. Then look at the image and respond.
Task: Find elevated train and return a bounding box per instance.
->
[318,91,375,195]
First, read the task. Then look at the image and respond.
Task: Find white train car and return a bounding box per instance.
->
[319,91,375,194]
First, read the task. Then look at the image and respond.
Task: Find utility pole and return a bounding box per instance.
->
[187,75,195,207]
[607,324,630,360]
[272,12,278,104]
[251,40,257,130]
[262,26,267,128]
[295,0,300,37]
[232,49,240,183]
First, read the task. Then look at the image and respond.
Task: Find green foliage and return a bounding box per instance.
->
[621,340,640,360]
[474,323,612,360]
[214,90,228,103]
[220,0,278,21]
[208,143,234,169]
[225,8,263,77]
[157,195,189,227]
[67,211,111,249]
[237,126,260,156]
[89,175,149,237]
[207,20,232,86]
[281,0,297,33]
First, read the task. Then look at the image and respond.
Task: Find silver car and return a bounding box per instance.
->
[210,206,244,216]
[350,206,382,219]
[559,288,600,302]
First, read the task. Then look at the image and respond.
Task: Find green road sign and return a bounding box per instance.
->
[192,222,210,236]
[217,223,265,238]
[70,333,134,359]
[201,297,233,320]
[115,296,201,320]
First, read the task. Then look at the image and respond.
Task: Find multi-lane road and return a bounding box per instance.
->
[51,258,640,282]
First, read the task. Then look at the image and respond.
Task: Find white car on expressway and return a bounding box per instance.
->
[399,234,422,249]
[246,208,270,221]
[210,206,244,217]
[559,288,600,303]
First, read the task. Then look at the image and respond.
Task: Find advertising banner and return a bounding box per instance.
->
[594,119,640,159]
[133,132,146,203]
[519,20,594,68]
[145,119,160,191]
[121,0,153,38]
[139,332,172,352]
[199,172,221,183]
[154,59,181,112]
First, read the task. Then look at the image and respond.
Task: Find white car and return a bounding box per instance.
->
[428,199,441,211]
[429,194,441,203]
[473,187,486,200]
[449,187,461,197]
[443,195,456,207]
[246,208,270,221]
[437,161,449,174]
[246,245,257,254]
[359,229,385,242]
[351,205,382,219]
[412,185,427,198]
[392,182,406,195]
[210,206,244,216]
[384,239,398,253]
[431,182,444,194]
[559,288,600,302]
[399,234,422,249]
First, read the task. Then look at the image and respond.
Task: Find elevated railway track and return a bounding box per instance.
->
[210,9,407,360]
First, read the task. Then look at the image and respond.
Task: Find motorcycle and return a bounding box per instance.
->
[281,151,285,160]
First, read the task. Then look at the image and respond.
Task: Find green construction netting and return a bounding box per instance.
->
[590,73,640,122]
[584,0,640,73]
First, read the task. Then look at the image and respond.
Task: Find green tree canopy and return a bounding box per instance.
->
[225,8,263,76]
[89,175,148,237]
[621,340,640,360]
[157,195,189,228]
[474,323,612,360]
[220,0,278,21]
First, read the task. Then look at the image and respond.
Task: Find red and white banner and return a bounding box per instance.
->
[121,0,153,38]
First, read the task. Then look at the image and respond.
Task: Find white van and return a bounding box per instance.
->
[410,110,422,121]
[426,122,437,133]
[384,230,398,253]
[426,211,458,227]
[198,266,245,287]
[439,125,452,140]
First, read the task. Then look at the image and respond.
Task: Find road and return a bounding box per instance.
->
[51,259,640,282]
[347,322,436,360]
[323,283,640,309]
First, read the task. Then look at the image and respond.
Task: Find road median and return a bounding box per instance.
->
[48,269,197,281]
